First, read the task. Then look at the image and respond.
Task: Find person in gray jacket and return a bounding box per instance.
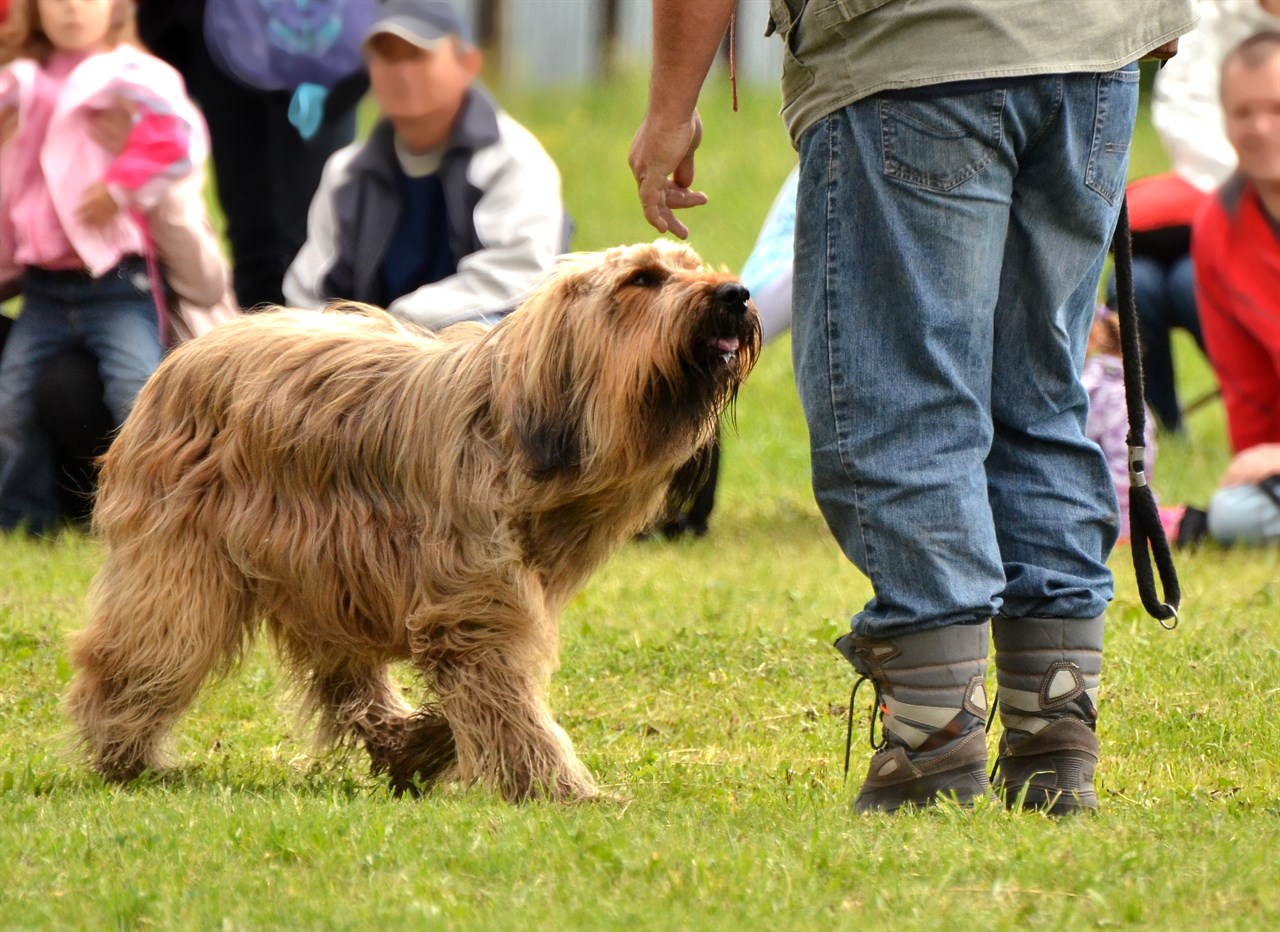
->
[284,0,565,330]
[630,0,1198,815]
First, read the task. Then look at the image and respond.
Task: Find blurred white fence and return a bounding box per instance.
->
[450,0,783,86]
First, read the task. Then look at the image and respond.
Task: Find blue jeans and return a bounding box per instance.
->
[793,68,1139,638]
[0,260,160,533]
[1106,253,1202,433]
[1208,481,1280,544]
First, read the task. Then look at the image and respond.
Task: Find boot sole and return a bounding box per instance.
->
[1001,781,1098,815]
[995,754,1098,816]
[855,766,990,814]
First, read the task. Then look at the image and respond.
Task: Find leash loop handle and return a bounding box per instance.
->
[1112,196,1181,627]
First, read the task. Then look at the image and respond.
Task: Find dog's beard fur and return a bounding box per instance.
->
[66,240,761,802]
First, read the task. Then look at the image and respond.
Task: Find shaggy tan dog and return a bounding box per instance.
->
[66,240,760,802]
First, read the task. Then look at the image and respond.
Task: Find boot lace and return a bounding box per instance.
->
[987,687,1001,781]
[842,674,888,781]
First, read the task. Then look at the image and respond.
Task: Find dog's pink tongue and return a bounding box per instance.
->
[711,336,740,353]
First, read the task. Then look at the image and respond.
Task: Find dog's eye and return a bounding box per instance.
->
[625,269,664,288]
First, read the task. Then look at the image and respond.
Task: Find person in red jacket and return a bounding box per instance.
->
[1192,30,1280,544]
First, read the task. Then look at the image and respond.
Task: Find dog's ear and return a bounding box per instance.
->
[499,270,594,481]
[504,320,585,481]
[663,439,716,516]
[513,390,583,481]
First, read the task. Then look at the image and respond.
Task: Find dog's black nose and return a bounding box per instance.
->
[714,281,750,311]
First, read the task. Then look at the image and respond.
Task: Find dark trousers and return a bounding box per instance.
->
[185,54,357,309]
[138,0,361,310]
[0,318,111,526]
[1106,249,1203,433]
[35,349,112,524]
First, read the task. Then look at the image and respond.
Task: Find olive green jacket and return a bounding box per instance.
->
[766,0,1200,145]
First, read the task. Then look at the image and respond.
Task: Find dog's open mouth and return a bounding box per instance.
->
[695,330,743,370]
[709,335,741,364]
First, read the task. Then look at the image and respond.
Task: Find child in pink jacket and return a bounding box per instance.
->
[0,0,209,533]
[1082,306,1158,543]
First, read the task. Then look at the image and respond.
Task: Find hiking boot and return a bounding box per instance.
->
[992,615,1103,815]
[835,621,990,813]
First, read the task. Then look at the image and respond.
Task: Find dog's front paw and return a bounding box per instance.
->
[368,709,458,797]
[498,759,600,804]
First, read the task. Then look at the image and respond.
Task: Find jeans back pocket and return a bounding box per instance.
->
[878,91,1004,193]
[1085,64,1140,205]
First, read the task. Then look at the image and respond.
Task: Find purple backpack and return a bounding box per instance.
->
[203,0,378,137]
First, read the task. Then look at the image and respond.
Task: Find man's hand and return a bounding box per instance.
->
[77,181,120,228]
[628,109,709,240]
[1221,443,1280,487]
[1144,39,1180,62]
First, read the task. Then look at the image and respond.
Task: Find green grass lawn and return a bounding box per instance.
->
[2,70,1279,930]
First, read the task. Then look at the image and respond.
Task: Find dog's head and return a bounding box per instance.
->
[498,240,761,482]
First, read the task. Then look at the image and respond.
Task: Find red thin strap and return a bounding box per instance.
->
[728,9,739,112]
[132,208,170,347]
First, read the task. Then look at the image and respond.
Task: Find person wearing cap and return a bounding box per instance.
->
[283,0,567,329]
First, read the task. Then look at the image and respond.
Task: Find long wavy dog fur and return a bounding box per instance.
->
[66,240,760,802]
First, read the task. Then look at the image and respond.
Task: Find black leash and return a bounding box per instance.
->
[1111,196,1181,629]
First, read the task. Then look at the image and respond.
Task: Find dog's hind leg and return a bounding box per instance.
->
[426,624,599,803]
[67,545,253,782]
[300,661,457,796]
